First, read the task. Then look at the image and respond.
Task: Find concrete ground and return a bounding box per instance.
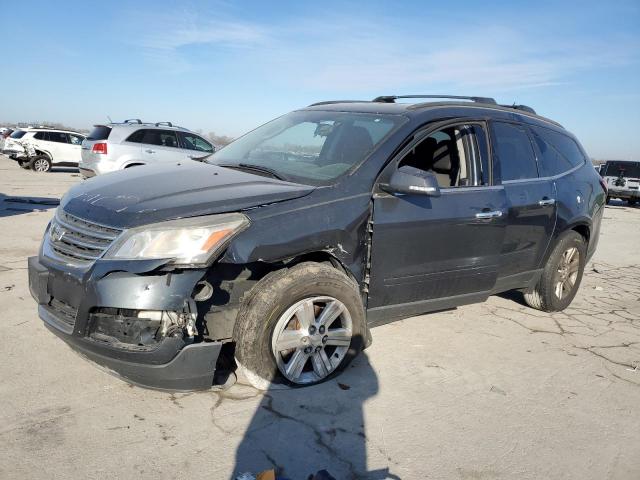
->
[0,157,638,480]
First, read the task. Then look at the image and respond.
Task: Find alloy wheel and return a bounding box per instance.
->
[33,158,50,172]
[554,247,580,300]
[271,296,352,384]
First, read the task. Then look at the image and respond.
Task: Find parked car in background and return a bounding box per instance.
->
[0,127,14,151]
[600,160,640,205]
[2,129,28,158]
[29,95,605,391]
[79,120,215,177]
[4,127,86,171]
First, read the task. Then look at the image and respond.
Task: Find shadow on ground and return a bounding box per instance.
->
[0,192,59,218]
[232,352,400,479]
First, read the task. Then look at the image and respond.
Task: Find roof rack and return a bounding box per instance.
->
[124,119,142,124]
[372,95,497,104]
[308,100,368,107]
[155,121,173,127]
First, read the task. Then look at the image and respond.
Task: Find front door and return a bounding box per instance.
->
[367,122,508,322]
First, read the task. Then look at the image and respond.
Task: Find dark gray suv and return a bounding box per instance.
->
[28,95,606,391]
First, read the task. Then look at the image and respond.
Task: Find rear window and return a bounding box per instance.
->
[10,130,26,139]
[87,126,112,141]
[604,161,640,178]
[33,131,48,140]
[127,129,179,147]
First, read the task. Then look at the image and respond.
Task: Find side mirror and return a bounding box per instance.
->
[381,166,441,197]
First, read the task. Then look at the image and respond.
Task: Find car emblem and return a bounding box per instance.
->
[50,224,66,242]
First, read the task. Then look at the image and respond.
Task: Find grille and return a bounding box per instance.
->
[47,209,122,264]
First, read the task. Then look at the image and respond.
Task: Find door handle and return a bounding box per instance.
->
[145,149,155,154]
[538,198,556,206]
[475,210,503,219]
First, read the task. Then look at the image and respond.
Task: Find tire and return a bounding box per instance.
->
[29,155,52,172]
[628,199,637,206]
[18,160,30,169]
[605,196,611,205]
[233,262,366,389]
[524,231,587,312]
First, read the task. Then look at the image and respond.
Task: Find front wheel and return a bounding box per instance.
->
[524,231,587,312]
[29,155,52,172]
[233,262,366,389]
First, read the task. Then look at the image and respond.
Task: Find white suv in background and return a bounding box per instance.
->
[80,120,215,177]
[3,128,86,172]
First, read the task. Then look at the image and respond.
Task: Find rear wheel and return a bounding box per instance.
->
[234,262,366,389]
[524,231,587,312]
[29,155,52,172]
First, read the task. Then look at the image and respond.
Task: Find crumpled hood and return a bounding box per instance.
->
[61,162,314,228]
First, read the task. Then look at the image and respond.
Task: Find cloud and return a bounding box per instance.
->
[123,7,639,92]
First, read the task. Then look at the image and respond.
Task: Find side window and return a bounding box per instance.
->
[491,122,538,181]
[69,134,84,145]
[529,126,585,177]
[126,129,146,143]
[398,124,487,188]
[33,131,48,140]
[179,132,214,152]
[47,132,70,143]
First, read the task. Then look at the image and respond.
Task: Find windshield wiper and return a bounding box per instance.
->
[218,163,287,181]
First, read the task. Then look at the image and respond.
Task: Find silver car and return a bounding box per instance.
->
[80,120,215,177]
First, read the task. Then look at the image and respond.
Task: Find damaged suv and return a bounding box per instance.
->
[28,95,605,391]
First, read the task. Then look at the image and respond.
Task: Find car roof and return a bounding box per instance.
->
[21,127,85,135]
[304,97,563,130]
[99,122,192,133]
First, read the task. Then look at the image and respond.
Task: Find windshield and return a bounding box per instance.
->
[604,161,640,178]
[209,111,404,185]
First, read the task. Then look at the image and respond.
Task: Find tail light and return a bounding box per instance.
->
[92,142,107,154]
[599,177,608,195]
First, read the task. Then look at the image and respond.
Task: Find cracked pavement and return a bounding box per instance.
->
[0,159,639,479]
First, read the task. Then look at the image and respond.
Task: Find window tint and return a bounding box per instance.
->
[87,126,112,141]
[179,132,213,152]
[530,126,585,176]
[69,134,84,145]
[127,129,178,147]
[10,130,26,139]
[492,122,538,181]
[126,129,145,143]
[33,131,48,140]
[47,132,69,143]
[399,124,485,188]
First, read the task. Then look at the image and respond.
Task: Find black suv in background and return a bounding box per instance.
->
[28,95,605,391]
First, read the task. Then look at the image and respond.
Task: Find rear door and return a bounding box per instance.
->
[368,121,508,319]
[45,131,73,163]
[490,121,556,279]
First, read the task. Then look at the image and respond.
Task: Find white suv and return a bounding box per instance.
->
[3,128,86,172]
[80,120,215,177]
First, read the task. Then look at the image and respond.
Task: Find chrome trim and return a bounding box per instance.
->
[475,210,503,219]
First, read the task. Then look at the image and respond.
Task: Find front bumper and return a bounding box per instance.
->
[28,255,222,391]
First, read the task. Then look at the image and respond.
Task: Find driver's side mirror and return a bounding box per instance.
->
[381,165,441,197]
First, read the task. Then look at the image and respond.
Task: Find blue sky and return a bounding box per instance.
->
[1,0,639,159]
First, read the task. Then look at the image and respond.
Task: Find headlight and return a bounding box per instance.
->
[104,213,249,267]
